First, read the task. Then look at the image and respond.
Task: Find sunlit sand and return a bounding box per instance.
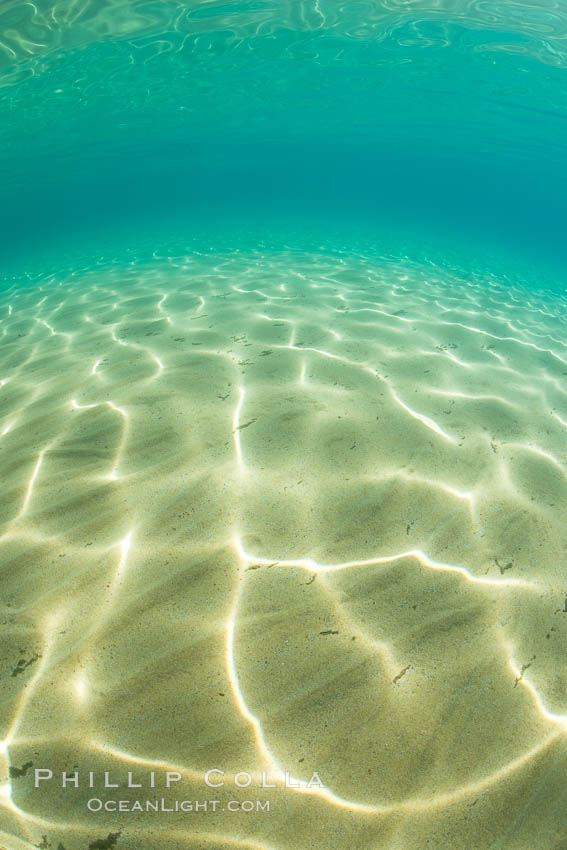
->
[1,248,567,848]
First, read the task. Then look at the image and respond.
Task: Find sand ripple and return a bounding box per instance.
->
[1,249,567,847]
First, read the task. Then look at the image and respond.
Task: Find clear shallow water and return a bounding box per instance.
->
[2,3,567,850]
[1,0,567,274]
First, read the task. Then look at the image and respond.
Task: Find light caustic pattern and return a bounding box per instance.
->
[2,250,567,848]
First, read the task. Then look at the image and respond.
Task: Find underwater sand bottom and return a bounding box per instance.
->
[1,249,567,848]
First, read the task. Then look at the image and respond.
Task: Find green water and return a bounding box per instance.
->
[1,0,567,276]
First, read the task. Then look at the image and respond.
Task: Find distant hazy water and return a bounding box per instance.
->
[0,0,567,278]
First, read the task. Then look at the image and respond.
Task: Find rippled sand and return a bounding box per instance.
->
[2,249,567,848]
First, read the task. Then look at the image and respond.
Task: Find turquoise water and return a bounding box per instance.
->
[3,4,567,850]
[1,0,567,277]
